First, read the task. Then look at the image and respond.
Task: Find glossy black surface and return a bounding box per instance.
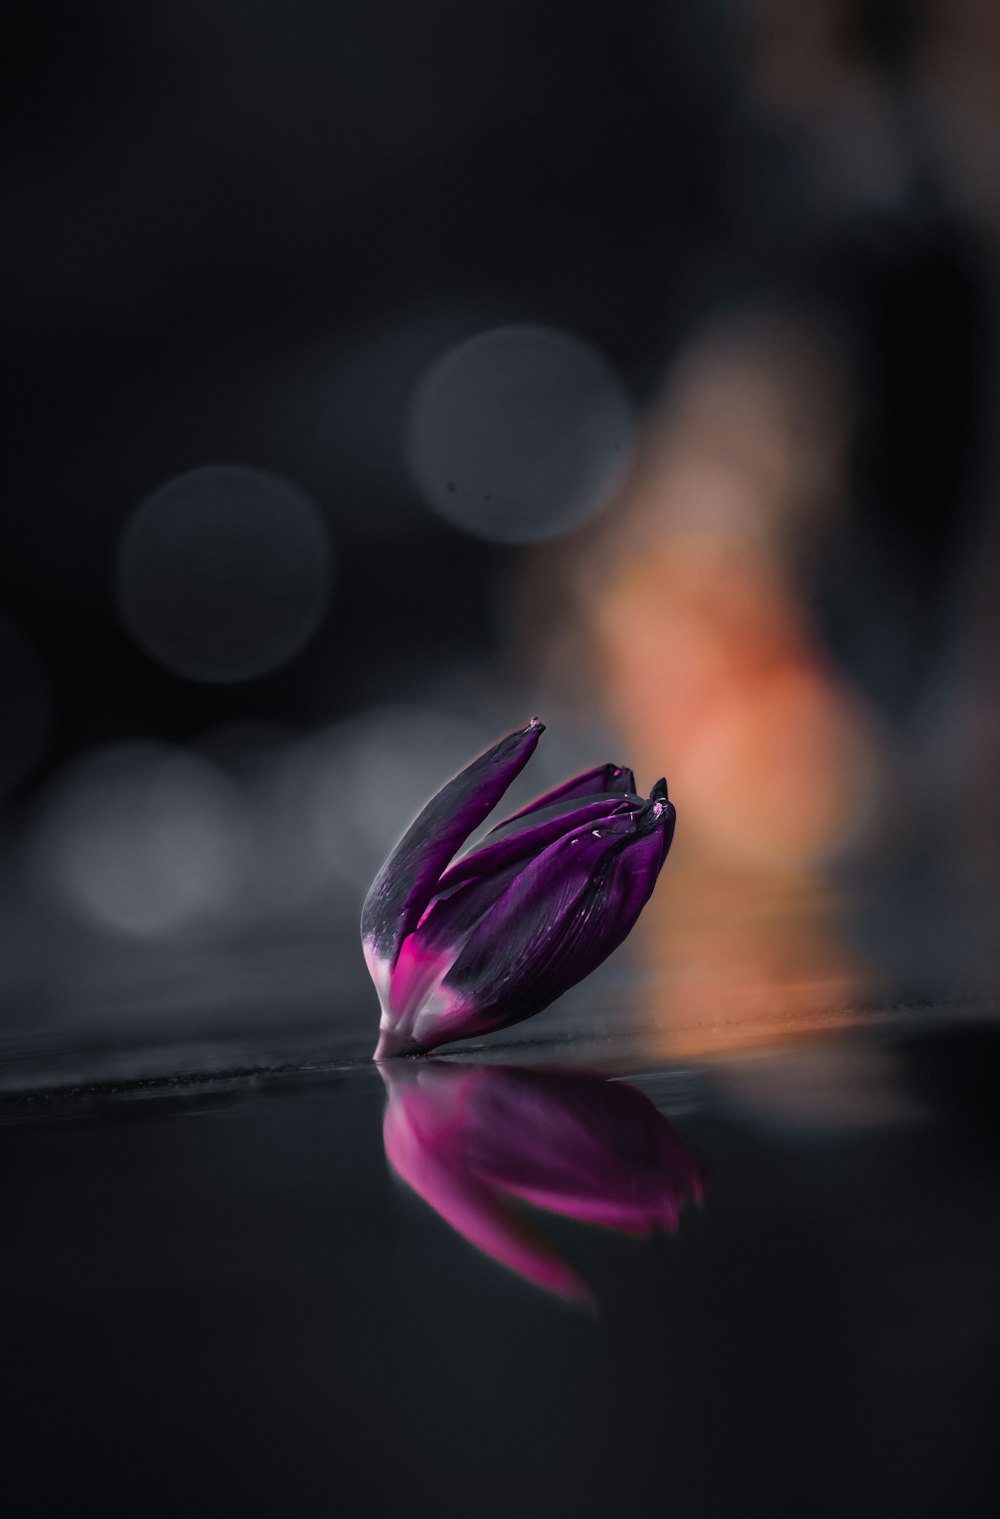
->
[5,1011,999,1518]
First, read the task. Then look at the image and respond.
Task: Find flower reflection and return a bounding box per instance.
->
[381,1061,704,1304]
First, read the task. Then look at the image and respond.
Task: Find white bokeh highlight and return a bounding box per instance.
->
[33,745,252,938]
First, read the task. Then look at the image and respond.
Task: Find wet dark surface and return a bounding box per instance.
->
[4,1009,1000,1518]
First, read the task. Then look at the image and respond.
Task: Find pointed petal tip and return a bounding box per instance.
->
[362,719,546,973]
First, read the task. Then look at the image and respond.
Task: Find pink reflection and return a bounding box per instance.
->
[381,1061,704,1305]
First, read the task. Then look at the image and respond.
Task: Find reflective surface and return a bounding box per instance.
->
[381,1061,704,1302]
[4,1005,999,1518]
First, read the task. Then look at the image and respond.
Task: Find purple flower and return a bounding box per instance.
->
[363,719,675,1059]
[381,1061,705,1304]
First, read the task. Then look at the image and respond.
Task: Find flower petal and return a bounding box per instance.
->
[494,761,636,829]
[437,794,639,893]
[412,799,675,1049]
[375,864,527,1053]
[402,798,642,1037]
[361,718,544,978]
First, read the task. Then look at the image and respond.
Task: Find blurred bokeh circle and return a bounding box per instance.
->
[257,704,494,909]
[407,324,633,543]
[32,744,251,938]
[117,465,332,683]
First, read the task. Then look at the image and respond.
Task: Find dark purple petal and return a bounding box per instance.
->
[410,796,642,981]
[361,719,543,973]
[430,799,674,1046]
[388,797,654,1051]
[405,858,527,971]
[436,794,639,893]
[495,761,636,829]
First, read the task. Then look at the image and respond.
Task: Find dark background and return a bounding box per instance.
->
[3,0,993,774]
